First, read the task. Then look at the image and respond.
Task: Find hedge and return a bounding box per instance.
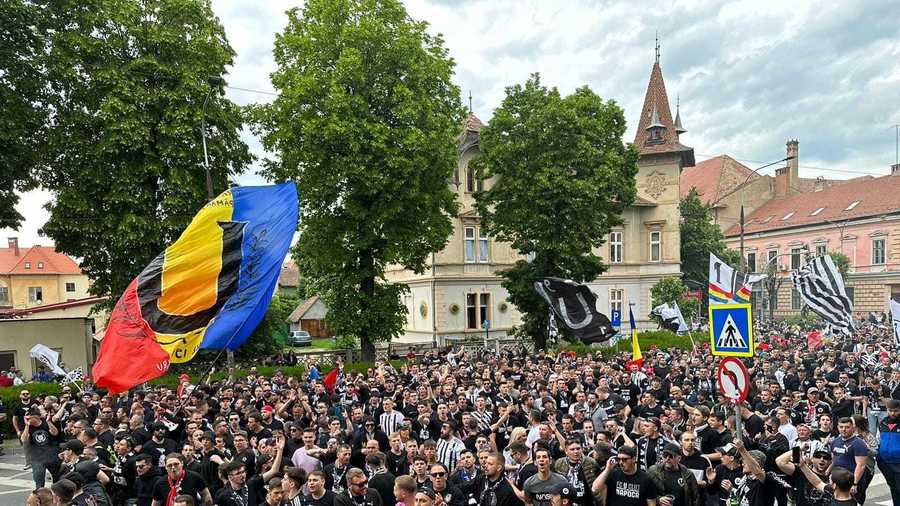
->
[553,330,702,357]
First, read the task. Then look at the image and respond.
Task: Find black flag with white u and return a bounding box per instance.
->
[534,278,616,344]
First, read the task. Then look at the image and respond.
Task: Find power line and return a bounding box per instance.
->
[223,84,278,97]
[695,153,888,177]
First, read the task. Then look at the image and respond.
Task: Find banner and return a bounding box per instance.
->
[891,299,900,347]
[791,255,853,336]
[29,344,67,376]
[652,302,688,334]
[629,306,643,366]
[93,183,298,393]
[534,278,616,344]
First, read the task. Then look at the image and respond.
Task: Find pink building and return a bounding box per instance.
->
[722,165,900,316]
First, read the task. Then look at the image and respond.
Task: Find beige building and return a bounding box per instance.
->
[385,58,692,343]
[0,317,96,378]
[0,237,92,311]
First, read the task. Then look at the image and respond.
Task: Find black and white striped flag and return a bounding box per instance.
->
[791,255,854,335]
[548,309,560,343]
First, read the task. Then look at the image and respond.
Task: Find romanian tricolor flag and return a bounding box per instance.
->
[709,253,762,305]
[93,183,298,393]
[629,306,643,367]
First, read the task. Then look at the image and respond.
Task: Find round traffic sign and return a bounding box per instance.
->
[716,357,750,404]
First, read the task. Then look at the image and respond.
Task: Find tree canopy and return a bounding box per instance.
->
[473,74,639,349]
[680,187,742,285]
[251,0,463,360]
[10,0,251,304]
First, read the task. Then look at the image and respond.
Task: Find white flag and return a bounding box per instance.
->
[890,299,900,347]
[29,344,67,376]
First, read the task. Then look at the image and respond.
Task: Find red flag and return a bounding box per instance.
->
[323,367,340,394]
[808,330,823,349]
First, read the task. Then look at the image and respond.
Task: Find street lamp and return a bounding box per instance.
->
[201,76,224,200]
[712,155,796,266]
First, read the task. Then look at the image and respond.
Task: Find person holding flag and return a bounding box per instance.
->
[629,304,643,369]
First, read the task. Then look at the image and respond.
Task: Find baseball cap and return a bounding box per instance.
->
[552,482,578,499]
[261,405,274,413]
[807,387,819,394]
[61,439,85,453]
[662,443,681,456]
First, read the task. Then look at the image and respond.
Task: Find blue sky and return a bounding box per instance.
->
[6,0,900,246]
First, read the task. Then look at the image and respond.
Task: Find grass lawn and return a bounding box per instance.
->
[311,337,336,349]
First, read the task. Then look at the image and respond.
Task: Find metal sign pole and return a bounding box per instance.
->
[733,401,743,444]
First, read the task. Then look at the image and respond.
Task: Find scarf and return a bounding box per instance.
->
[166,469,185,506]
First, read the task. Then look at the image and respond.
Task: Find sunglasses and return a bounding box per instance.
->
[351,481,368,488]
[430,472,447,477]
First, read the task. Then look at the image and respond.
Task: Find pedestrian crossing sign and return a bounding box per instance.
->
[709,303,754,357]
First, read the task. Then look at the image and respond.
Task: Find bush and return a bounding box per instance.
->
[552,330,698,358]
[782,311,822,330]
[0,383,62,437]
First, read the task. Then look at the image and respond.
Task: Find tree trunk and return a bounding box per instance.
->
[359,249,376,362]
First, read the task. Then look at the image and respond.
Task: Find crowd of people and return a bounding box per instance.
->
[6,318,900,506]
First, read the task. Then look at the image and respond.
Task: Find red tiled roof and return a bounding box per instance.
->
[680,155,757,205]
[633,62,694,165]
[725,174,900,236]
[463,113,484,132]
[0,245,82,275]
[0,296,106,317]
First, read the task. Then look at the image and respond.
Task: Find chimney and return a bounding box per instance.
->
[892,163,900,176]
[7,237,18,256]
[814,176,826,192]
[775,139,800,197]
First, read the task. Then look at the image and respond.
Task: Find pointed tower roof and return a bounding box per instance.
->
[674,96,686,135]
[633,62,694,166]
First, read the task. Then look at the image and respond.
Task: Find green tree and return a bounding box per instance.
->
[829,251,850,278]
[472,74,639,349]
[0,0,46,228]
[251,0,463,360]
[238,294,293,359]
[649,277,699,323]
[680,188,742,284]
[32,0,251,305]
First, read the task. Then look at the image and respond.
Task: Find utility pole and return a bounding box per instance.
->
[201,76,235,377]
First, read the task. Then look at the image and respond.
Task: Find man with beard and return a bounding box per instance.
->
[151,453,212,506]
[876,400,900,505]
[335,467,383,506]
[552,439,598,505]
[144,423,178,469]
[21,408,60,488]
[214,460,250,506]
[647,442,700,506]
[591,445,659,506]
[325,444,352,494]
[475,452,523,506]
[436,421,466,471]
[676,432,709,503]
[776,445,832,506]
[133,454,162,506]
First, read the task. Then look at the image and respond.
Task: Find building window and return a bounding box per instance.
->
[791,248,802,270]
[466,293,491,329]
[610,289,623,315]
[815,244,826,257]
[609,232,623,263]
[746,252,756,273]
[28,287,43,303]
[24,262,31,269]
[791,288,802,310]
[478,229,489,263]
[37,262,44,269]
[0,286,8,304]
[0,351,14,374]
[464,227,475,263]
[66,282,76,293]
[649,231,661,262]
[873,238,886,265]
[466,165,482,193]
[479,293,491,328]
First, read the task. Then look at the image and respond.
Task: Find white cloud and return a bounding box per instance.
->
[10,0,900,242]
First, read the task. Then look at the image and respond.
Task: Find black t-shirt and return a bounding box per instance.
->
[658,467,688,506]
[789,467,831,506]
[605,468,659,506]
[151,470,208,504]
[143,438,177,468]
[306,489,337,506]
[28,421,59,463]
[709,464,743,506]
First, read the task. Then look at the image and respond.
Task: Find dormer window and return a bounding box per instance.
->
[845,200,860,211]
[810,207,824,216]
[781,212,795,221]
[24,262,31,269]
[37,262,44,269]
[645,104,665,145]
